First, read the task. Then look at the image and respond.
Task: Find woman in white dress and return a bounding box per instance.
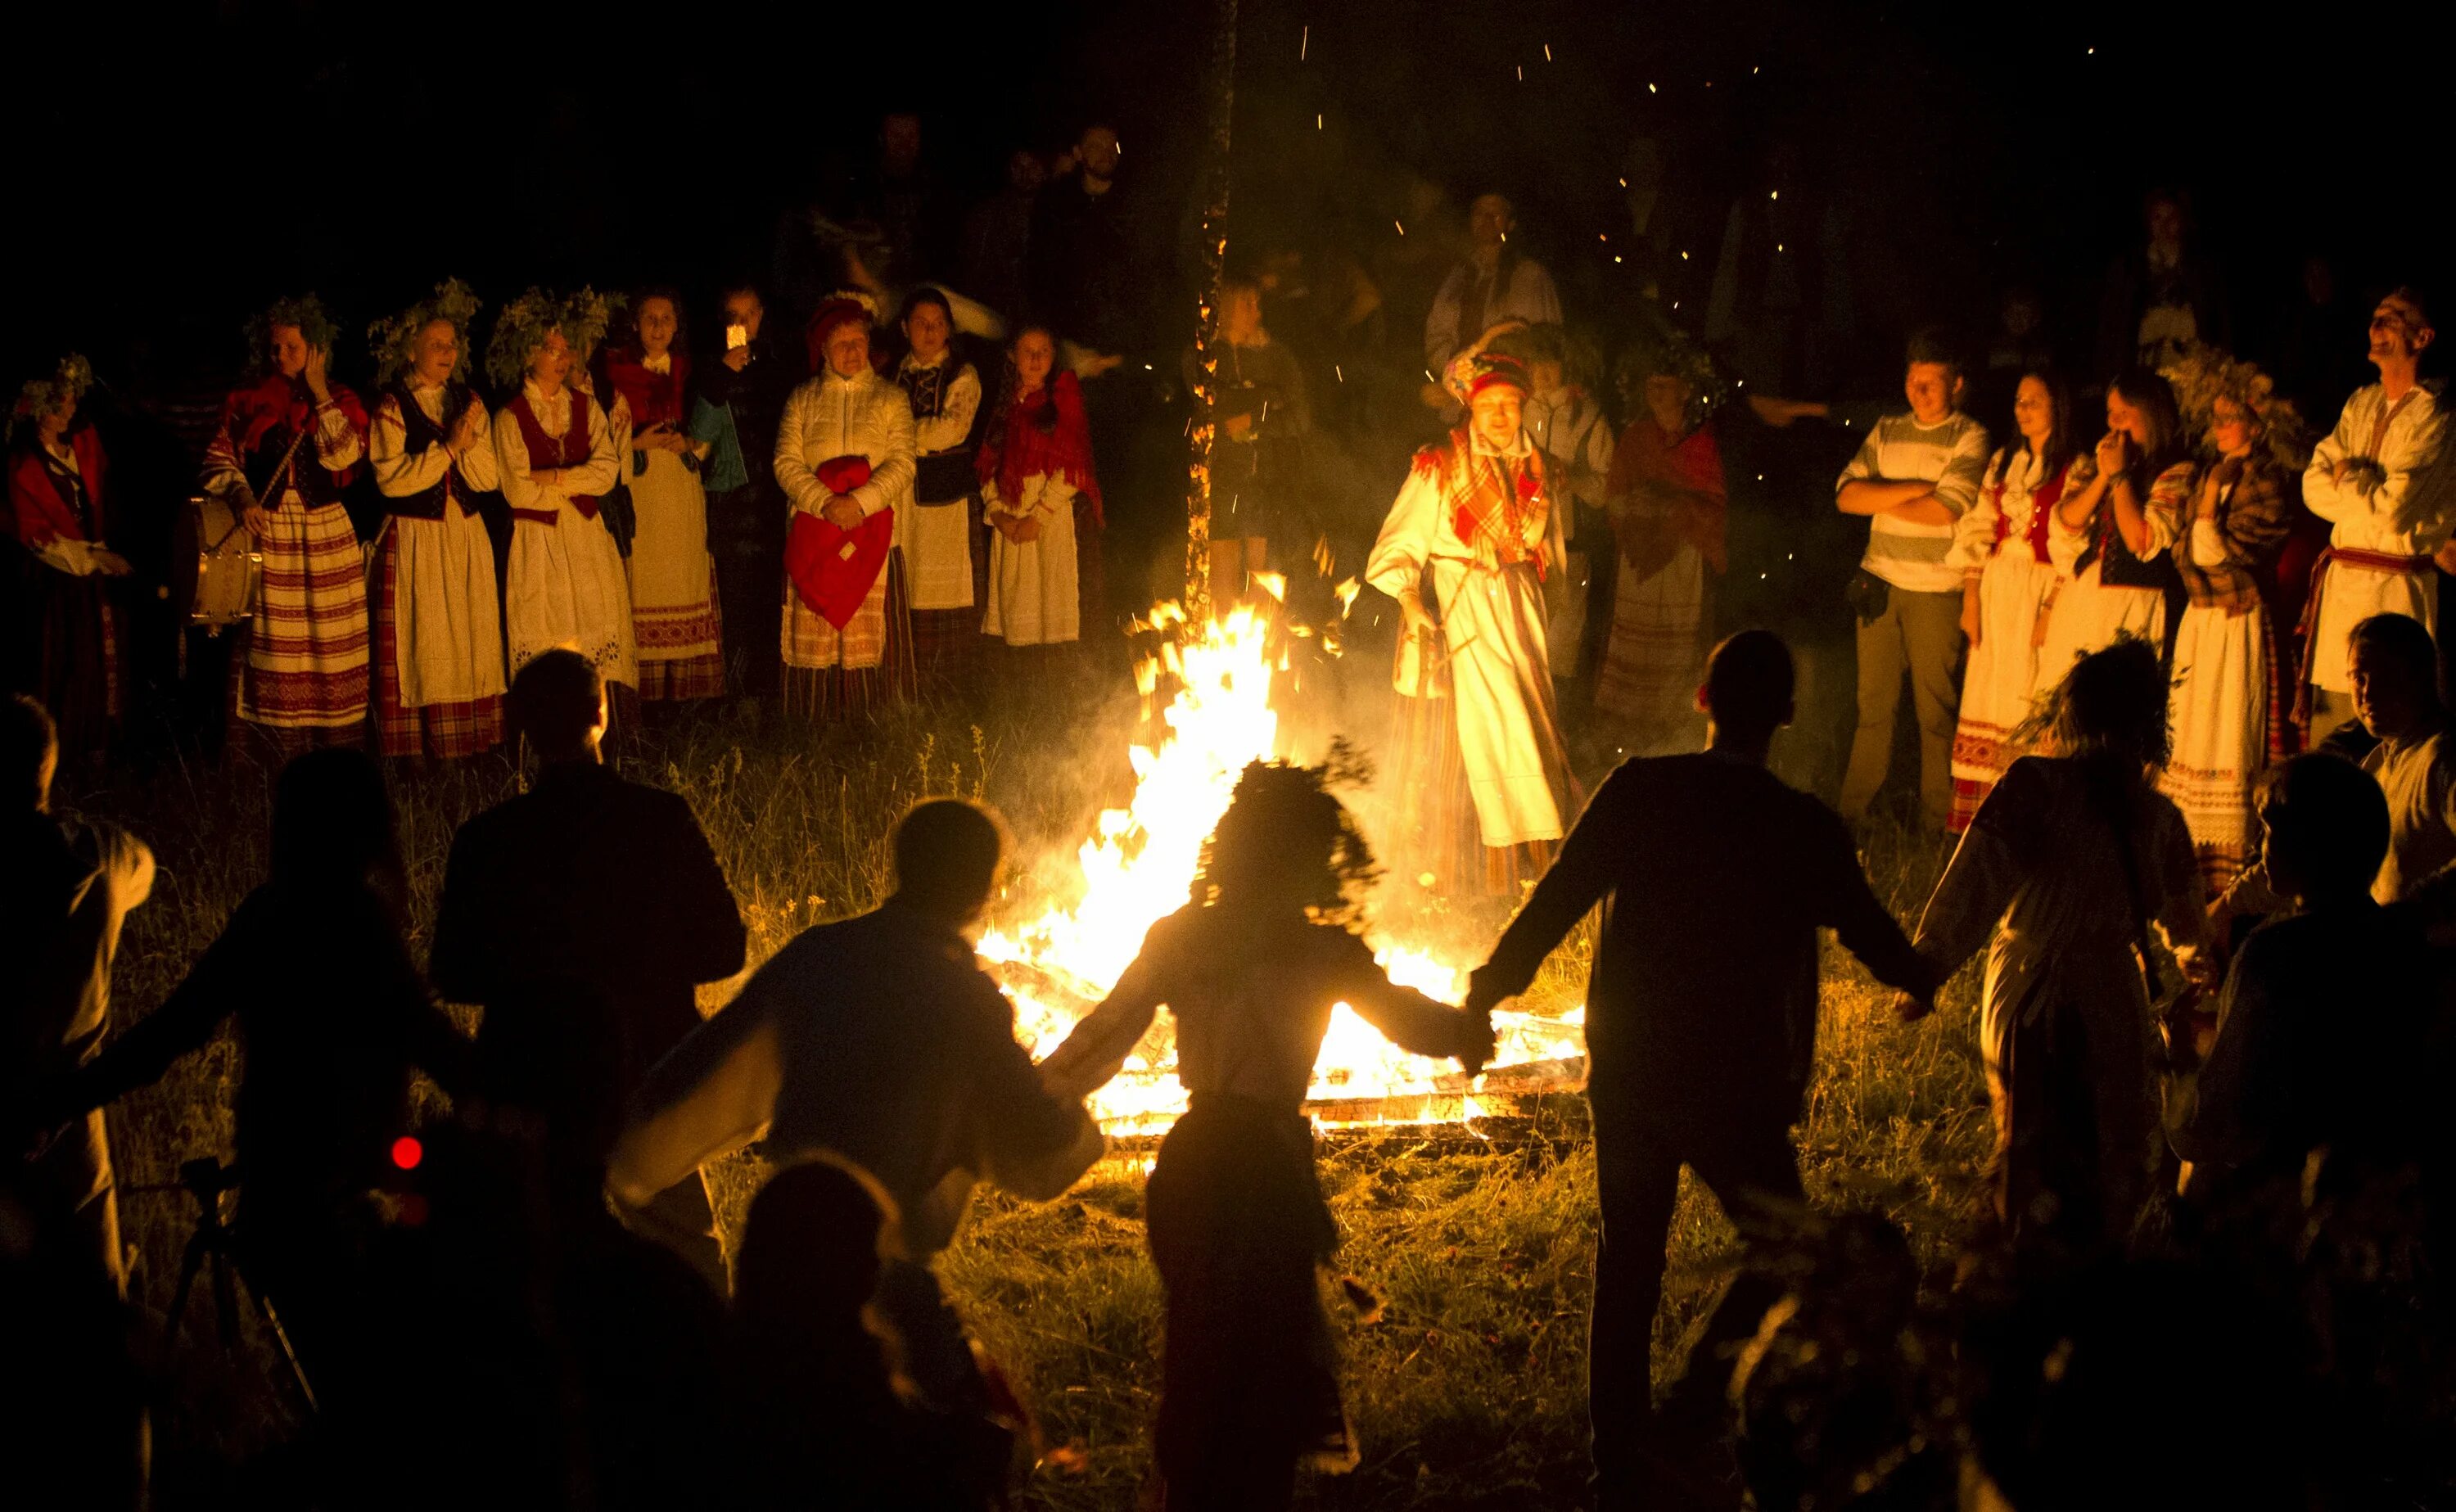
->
[1945,370,2091,831]
[603,290,724,702]
[893,288,985,680]
[2035,370,2194,691]
[2157,349,2305,893]
[367,280,506,760]
[977,325,1102,649]
[488,288,636,696]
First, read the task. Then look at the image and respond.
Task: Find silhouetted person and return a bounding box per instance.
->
[38,747,472,1398]
[1466,630,1937,1510]
[2169,756,2431,1197]
[1042,757,1493,1512]
[728,1158,1006,1511]
[1912,641,2210,1262]
[430,648,745,1287]
[611,798,1098,1416]
[3,693,151,1296]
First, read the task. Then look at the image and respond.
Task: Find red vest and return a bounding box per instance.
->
[508,391,600,523]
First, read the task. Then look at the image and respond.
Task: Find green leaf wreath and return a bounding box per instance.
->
[10,353,95,442]
[248,294,339,371]
[485,286,627,390]
[368,278,484,387]
[2160,341,2312,473]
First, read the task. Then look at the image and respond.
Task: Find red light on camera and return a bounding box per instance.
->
[391,1135,423,1171]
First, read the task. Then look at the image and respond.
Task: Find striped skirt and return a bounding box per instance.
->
[1595,542,1708,738]
[236,498,368,731]
[374,526,503,760]
[782,549,918,720]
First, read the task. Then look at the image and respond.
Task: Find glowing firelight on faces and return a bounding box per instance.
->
[977,603,1587,1136]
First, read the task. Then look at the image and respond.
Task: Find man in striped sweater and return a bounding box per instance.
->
[1835,331,1991,833]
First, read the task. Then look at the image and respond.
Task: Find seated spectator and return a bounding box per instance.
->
[729,1158,1008,1510]
[2169,755,2431,1197]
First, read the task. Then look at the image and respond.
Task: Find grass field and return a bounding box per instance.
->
[72,659,1992,1509]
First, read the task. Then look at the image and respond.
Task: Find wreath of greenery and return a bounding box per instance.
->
[8,354,93,442]
[368,278,483,387]
[247,294,339,371]
[2160,341,2312,472]
[485,286,626,390]
[1618,329,1731,436]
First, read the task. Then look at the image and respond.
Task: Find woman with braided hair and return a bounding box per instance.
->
[1041,754,1492,1512]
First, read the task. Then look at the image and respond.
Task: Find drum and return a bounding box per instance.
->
[171,494,260,629]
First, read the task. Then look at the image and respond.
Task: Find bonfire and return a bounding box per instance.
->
[978,600,1588,1137]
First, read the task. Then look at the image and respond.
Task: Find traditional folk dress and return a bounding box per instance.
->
[978,372,1103,648]
[2035,459,2191,697]
[1914,756,2210,1253]
[494,381,636,689]
[2160,452,2292,893]
[605,348,725,701]
[204,376,372,747]
[1944,449,2085,831]
[1366,425,1576,896]
[1594,415,1722,745]
[2296,381,2456,736]
[774,364,917,714]
[1040,903,1485,1502]
[7,427,124,756]
[894,350,984,677]
[369,380,506,757]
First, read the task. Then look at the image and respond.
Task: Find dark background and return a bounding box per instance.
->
[8,0,2442,391]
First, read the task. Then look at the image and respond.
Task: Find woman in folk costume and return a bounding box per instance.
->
[977,325,1104,650]
[204,296,372,755]
[1944,370,2091,831]
[603,290,725,702]
[1909,639,2210,1259]
[1041,757,1492,1512]
[487,288,637,696]
[365,281,507,760]
[2155,345,2307,892]
[1366,353,1575,898]
[1593,339,1725,751]
[2034,369,2193,690]
[774,298,917,715]
[7,356,131,758]
[892,288,985,680]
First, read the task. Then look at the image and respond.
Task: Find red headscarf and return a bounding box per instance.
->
[977,368,1103,528]
[601,345,691,431]
[804,299,873,374]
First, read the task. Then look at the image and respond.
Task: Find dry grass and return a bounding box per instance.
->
[75,672,1990,1509]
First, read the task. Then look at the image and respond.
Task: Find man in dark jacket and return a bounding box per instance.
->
[2,693,152,1297]
[431,651,746,1284]
[611,797,1099,1412]
[1467,630,1935,1510]
[697,282,801,697]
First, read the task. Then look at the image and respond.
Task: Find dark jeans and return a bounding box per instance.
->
[1589,1094,1805,1510]
[707,483,783,697]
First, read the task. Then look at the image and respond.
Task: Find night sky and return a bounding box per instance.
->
[9,0,2441,391]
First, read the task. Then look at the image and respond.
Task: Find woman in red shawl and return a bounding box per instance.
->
[203,296,372,758]
[977,326,1103,648]
[1595,345,1727,749]
[603,290,725,702]
[7,357,130,757]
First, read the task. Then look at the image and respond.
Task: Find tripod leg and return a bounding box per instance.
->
[243,1280,321,1417]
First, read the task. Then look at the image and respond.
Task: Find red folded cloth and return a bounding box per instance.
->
[784,455,893,629]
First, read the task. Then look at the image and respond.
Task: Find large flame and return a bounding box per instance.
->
[982,604,1586,1135]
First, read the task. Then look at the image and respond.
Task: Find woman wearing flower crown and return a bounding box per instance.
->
[203,296,372,756]
[489,287,637,699]
[366,281,506,760]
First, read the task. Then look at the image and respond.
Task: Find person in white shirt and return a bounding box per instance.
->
[367,282,506,760]
[1423,194,1563,374]
[892,288,986,680]
[1835,331,1991,833]
[2297,286,2454,745]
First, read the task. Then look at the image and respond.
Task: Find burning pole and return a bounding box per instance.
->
[1181,0,1239,619]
